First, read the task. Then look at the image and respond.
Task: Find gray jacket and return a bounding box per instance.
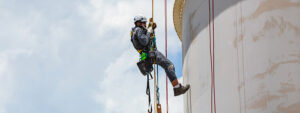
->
[131,26,151,51]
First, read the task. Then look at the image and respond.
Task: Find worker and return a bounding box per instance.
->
[131,15,190,96]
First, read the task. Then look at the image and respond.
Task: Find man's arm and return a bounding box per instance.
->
[135,27,151,46]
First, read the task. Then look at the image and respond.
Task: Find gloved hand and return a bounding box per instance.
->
[148,22,157,30]
[152,22,157,30]
[147,27,154,34]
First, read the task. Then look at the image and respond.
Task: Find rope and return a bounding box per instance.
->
[208,0,216,113]
[152,0,154,19]
[157,64,160,104]
[147,74,153,113]
[164,0,168,113]
[149,0,168,113]
[154,59,157,113]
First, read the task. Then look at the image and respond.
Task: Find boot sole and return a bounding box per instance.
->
[174,85,190,96]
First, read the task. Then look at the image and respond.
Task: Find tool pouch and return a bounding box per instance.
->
[137,60,153,75]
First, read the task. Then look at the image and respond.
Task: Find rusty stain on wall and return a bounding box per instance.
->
[234,34,244,48]
[247,82,278,110]
[278,82,296,94]
[249,93,281,109]
[253,36,259,42]
[286,23,300,36]
[252,16,300,42]
[277,102,300,113]
[254,60,300,79]
[248,75,298,110]
[249,0,300,19]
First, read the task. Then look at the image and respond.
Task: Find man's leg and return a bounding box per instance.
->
[152,50,190,96]
[153,50,177,84]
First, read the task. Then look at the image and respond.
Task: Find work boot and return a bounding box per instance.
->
[173,84,190,96]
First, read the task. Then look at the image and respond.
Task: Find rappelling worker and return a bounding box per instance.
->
[131,15,190,96]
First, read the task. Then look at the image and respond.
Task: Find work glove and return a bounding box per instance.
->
[148,22,156,29]
[148,22,157,30]
[152,22,157,30]
[148,18,154,28]
[147,27,154,34]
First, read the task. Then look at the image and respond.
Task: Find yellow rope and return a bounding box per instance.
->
[152,0,157,112]
[151,0,161,113]
[152,0,154,19]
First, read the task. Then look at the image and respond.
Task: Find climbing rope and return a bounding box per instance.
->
[208,0,216,113]
[156,64,162,113]
[150,1,159,112]
[153,59,157,113]
[150,0,163,113]
[152,0,154,18]
[164,0,169,113]
[146,73,153,113]
[157,65,160,104]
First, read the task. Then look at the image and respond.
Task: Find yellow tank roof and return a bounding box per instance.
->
[173,0,186,41]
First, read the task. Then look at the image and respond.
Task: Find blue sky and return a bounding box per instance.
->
[0,0,183,113]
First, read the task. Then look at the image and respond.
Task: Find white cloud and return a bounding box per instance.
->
[0,49,33,113]
[0,56,9,113]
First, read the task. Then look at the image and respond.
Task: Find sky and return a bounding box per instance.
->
[0,0,184,113]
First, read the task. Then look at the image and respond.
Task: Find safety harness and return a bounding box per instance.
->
[130,27,150,61]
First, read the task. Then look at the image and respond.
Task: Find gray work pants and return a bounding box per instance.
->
[149,50,177,82]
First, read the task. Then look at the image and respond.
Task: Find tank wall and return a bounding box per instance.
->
[181,0,300,113]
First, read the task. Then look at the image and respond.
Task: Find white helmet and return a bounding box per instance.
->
[134,15,147,23]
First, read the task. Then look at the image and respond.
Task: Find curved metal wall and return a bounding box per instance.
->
[175,0,300,113]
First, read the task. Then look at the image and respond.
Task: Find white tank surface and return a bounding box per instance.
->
[173,0,300,113]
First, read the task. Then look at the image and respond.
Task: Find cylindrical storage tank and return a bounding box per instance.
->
[173,0,300,113]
